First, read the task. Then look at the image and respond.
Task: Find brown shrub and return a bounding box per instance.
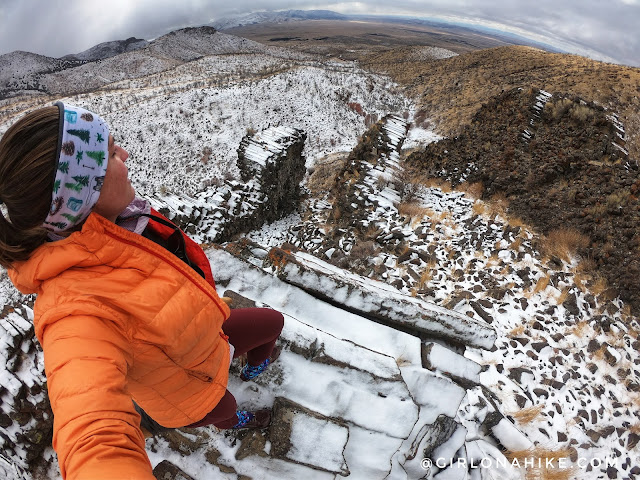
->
[456,180,484,200]
[398,201,431,226]
[510,404,544,424]
[570,103,594,123]
[307,154,348,195]
[533,274,551,294]
[546,98,573,119]
[540,229,590,262]
[505,447,574,480]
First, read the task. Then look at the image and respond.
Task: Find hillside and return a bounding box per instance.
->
[61,37,148,62]
[362,45,640,160]
[406,87,640,315]
[0,27,305,101]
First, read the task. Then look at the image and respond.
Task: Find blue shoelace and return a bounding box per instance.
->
[241,358,271,380]
[233,410,255,428]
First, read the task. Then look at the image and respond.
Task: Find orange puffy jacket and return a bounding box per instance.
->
[9,212,231,480]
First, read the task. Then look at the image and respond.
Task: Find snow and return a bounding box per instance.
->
[275,250,497,349]
[287,413,349,474]
[400,366,466,421]
[423,342,481,384]
[210,248,423,365]
[490,419,533,452]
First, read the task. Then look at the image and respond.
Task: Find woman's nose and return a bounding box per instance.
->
[118,146,129,162]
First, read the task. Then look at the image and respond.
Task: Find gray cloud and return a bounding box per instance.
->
[0,0,638,66]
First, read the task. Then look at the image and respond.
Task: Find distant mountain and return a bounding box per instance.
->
[211,9,348,30]
[62,37,149,62]
[0,27,276,100]
[0,51,84,97]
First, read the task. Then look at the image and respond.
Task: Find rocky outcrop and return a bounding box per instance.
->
[206,250,528,479]
[0,307,52,479]
[407,87,640,313]
[236,126,307,223]
[262,245,496,349]
[153,460,195,480]
[150,126,306,243]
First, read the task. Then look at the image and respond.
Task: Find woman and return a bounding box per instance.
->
[0,102,284,479]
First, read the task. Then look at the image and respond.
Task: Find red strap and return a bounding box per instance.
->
[147,209,216,288]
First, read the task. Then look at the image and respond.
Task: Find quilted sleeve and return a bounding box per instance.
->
[41,314,154,480]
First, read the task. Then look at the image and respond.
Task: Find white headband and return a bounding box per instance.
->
[43,102,109,233]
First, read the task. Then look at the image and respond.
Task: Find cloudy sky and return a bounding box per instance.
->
[0,0,639,66]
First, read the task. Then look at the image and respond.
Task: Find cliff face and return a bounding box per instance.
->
[151,126,306,242]
[237,126,307,223]
[407,87,640,313]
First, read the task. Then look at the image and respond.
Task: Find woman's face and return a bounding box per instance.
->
[93,135,135,222]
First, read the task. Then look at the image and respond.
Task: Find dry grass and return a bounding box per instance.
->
[505,447,574,480]
[431,211,450,223]
[472,201,488,216]
[487,192,509,218]
[510,404,545,424]
[364,223,383,240]
[533,274,551,294]
[571,320,590,338]
[508,216,530,230]
[510,237,523,251]
[486,253,500,267]
[395,356,412,367]
[571,272,587,293]
[540,229,590,263]
[555,288,570,306]
[416,176,453,193]
[621,304,635,326]
[510,324,526,336]
[592,345,608,362]
[455,180,484,199]
[417,262,436,289]
[397,201,432,227]
[575,257,597,273]
[590,276,609,296]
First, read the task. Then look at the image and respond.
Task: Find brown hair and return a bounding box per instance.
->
[0,106,58,268]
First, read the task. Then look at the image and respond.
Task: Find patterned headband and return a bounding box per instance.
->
[43,102,109,233]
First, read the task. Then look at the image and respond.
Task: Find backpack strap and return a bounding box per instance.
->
[134,211,215,287]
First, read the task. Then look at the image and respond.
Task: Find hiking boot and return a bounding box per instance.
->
[240,346,281,381]
[232,409,271,429]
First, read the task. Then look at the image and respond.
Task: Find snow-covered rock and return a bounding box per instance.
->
[263,246,497,349]
[149,125,306,243]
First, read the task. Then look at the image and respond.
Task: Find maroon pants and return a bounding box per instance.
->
[186,307,284,429]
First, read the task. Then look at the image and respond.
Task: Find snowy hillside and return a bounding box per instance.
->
[0,28,308,100]
[62,37,149,62]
